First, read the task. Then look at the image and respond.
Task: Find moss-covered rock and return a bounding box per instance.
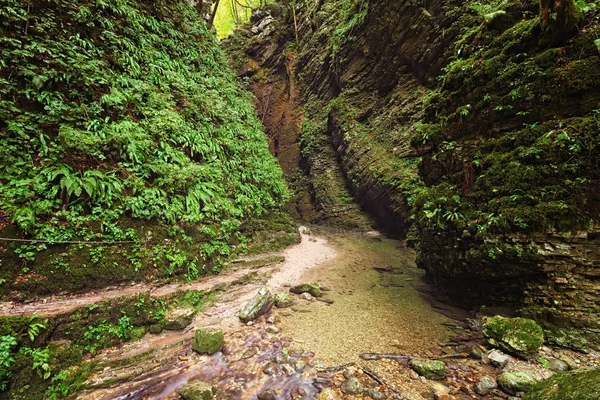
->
[544,326,590,353]
[409,358,446,380]
[483,316,544,358]
[273,292,294,308]
[497,371,537,395]
[191,328,224,355]
[239,287,274,322]
[290,282,322,297]
[524,368,600,400]
[179,380,217,400]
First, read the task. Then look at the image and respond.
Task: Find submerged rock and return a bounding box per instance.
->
[257,388,278,400]
[192,328,224,354]
[340,377,363,394]
[179,381,216,400]
[483,316,544,358]
[318,388,340,400]
[240,287,274,322]
[409,358,446,380]
[290,281,322,297]
[274,292,293,308]
[497,371,536,394]
[523,368,600,399]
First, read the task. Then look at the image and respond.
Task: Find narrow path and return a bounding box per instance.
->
[0,227,336,318]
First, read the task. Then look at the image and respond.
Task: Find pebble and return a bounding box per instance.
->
[318,388,340,400]
[409,370,419,380]
[301,292,313,301]
[266,316,276,324]
[266,326,280,334]
[263,362,278,375]
[282,364,296,375]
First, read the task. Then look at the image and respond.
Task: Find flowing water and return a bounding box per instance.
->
[43,229,462,399]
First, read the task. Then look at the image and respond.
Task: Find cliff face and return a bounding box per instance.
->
[228,0,600,347]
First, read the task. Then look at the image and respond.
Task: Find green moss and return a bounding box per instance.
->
[483,316,544,357]
[524,368,600,400]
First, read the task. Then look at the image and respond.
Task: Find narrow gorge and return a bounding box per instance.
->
[1,0,600,399]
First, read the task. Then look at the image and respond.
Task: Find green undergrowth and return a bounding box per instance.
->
[0,288,217,399]
[412,0,600,260]
[0,0,289,296]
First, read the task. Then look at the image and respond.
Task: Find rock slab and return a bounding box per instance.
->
[240,287,274,322]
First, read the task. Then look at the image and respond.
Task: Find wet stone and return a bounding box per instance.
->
[274,292,294,308]
[474,376,498,396]
[179,381,216,400]
[341,377,364,394]
[263,362,278,375]
[318,388,340,400]
[192,328,224,355]
[488,350,511,368]
[410,358,446,380]
[257,389,278,400]
[266,326,280,334]
[240,287,274,322]
[497,371,536,395]
[549,359,570,372]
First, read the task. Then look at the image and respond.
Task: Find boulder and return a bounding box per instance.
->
[240,287,274,322]
[524,368,600,400]
[497,371,536,395]
[483,316,544,358]
[192,328,224,354]
[273,292,293,308]
[179,381,216,400]
[409,358,446,380]
[290,282,322,297]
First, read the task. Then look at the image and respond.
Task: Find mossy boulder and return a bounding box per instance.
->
[409,358,446,380]
[524,368,600,400]
[290,282,322,297]
[179,380,216,400]
[497,371,537,395]
[192,328,224,354]
[483,316,544,358]
[239,287,274,322]
[273,292,293,308]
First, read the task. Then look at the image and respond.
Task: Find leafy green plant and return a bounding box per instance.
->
[27,317,47,342]
[0,335,17,391]
[20,347,51,380]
